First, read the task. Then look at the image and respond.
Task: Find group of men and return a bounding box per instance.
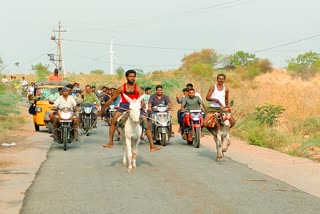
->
[42,67,235,151]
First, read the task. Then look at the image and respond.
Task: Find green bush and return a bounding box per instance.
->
[301,116,320,137]
[255,104,285,126]
[233,113,287,149]
[0,92,20,115]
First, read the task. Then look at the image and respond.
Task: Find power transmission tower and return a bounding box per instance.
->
[50,21,67,78]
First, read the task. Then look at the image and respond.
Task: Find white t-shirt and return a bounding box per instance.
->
[210,84,226,107]
[54,95,77,109]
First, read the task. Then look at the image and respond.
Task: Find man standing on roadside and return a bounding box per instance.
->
[48,68,63,81]
[99,70,161,152]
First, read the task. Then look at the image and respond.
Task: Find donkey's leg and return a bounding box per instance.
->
[132,139,138,169]
[121,134,127,166]
[216,132,223,161]
[222,133,231,154]
[126,138,133,173]
[122,142,127,166]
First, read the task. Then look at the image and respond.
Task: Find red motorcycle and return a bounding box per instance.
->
[182,109,204,148]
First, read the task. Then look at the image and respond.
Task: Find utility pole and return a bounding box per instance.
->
[50,21,67,78]
[109,39,114,75]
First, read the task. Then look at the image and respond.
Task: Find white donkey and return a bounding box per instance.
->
[118,93,144,173]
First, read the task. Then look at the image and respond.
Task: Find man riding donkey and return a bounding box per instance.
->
[204,73,235,129]
[98,70,161,152]
[204,74,236,160]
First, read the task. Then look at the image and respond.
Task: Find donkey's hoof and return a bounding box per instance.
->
[216,156,223,161]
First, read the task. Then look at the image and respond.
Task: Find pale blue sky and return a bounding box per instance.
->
[1,0,320,74]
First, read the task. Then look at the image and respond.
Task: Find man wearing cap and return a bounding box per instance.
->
[48,68,63,81]
[52,87,79,140]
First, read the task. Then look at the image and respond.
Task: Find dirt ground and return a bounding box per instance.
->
[0,120,52,214]
[1,123,320,214]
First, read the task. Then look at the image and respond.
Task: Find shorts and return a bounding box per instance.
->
[205,107,221,114]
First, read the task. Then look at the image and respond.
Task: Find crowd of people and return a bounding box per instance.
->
[4,67,235,151]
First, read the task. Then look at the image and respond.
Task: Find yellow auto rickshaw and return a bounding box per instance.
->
[33,81,69,132]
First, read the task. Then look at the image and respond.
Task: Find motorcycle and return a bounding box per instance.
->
[53,107,74,151]
[105,104,116,125]
[150,104,172,146]
[80,103,97,136]
[182,109,204,148]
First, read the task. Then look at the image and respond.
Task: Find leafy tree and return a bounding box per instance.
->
[190,62,213,78]
[229,51,256,66]
[116,66,125,79]
[288,51,320,68]
[287,51,320,79]
[32,63,50,82]
[180,49,219,71]
[90,69,104,75]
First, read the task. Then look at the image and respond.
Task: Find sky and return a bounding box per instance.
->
[1,0,320,75]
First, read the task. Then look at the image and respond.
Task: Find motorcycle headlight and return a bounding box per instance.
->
[84,107,92,114]
[155,113,170,124]
[35,107,42,112]
[59,111,73,120]
[191,112,201,121]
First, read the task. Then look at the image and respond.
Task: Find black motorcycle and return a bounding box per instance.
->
[53,107,74,151]
[80,103,97,136]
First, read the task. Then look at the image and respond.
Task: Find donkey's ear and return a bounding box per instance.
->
[122,93,133,103]
[137,95,144,103]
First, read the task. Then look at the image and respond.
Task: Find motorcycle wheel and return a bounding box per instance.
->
[84,118,90,136]
[194,127,201,148]
[160,133,167,146]
[63,127,68,151]
[34,123,40,132]
[47,122,53,133]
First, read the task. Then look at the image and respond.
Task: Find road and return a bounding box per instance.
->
[19,121,320,214]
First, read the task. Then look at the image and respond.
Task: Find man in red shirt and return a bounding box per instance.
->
[48,68,63,81]
[99,70,161,152]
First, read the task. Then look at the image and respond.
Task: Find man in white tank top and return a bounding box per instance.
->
[203,74,235,128]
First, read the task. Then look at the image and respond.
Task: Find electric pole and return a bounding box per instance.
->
[109,39,114,75]
[50,21,67,78]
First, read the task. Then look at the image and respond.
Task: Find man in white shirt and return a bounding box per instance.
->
[21,77,28,87]
[52,87,80,140]
[2,75,9,83]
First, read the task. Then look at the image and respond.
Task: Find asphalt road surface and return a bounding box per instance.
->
[20,121,320,214]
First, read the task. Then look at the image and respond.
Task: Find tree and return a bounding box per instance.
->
[229,51,256,66]
[116,66,125,79]
[288,51,320,68]
[32,63,51,82]
[287,51,320,79]
[180,49,219,71]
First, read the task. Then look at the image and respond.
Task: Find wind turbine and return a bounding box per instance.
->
[109,39,114,75]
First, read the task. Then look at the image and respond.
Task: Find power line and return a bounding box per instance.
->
[63,38,200,51]
[183,0,242,13]
[255,33,320,53]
